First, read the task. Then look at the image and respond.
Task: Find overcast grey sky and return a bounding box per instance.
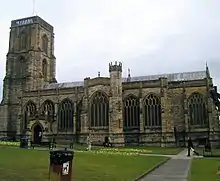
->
[0,0,219,96]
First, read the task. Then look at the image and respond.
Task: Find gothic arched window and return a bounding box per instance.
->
[42,59,47,81]
[123,95,140,129]
[42,35,48,54]
[89,91,109,128]
[40,100,54,121]
[143,94,162,127]
[188,93,207,126]
[23,101,37,129]
[19,32,27,50]
[58,99,74,131]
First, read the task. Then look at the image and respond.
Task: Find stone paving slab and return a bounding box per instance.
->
[139,149,192,181]
[139,159,191,181]
[140,175,187,181]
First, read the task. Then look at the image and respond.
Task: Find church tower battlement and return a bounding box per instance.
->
[109,61,122,72]
[109,61,122,97]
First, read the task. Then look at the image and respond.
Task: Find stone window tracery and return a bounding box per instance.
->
[24,101,37,129]
[40,100,54,118]
[188,93,207,126]
[143,94,162,127]
[58,99,74,131]
[42,35,48,54]
[123,95,140,128]
[89,91,109,128]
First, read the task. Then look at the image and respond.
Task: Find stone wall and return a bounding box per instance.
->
[1,70,219,147]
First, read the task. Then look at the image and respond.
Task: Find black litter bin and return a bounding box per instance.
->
[49,150,74,181]
[20,138,28,149]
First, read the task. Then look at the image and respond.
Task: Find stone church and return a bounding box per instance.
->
[0,15,219,146]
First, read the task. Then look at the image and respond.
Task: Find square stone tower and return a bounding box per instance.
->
[109,61,124,145]
[1,16,56,138]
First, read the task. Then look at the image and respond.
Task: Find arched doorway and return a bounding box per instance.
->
[33,124,43,143]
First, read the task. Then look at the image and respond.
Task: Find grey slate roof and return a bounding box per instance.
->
[122,70,207,82]
[42,70,207,90]
[42,81,84,89]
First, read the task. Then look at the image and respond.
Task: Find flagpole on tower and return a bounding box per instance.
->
[32,0,37,16]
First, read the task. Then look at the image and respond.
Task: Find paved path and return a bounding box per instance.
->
[139,149,193,181]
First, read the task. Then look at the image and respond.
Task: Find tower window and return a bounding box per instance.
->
[42,35,48,54]
[19,33,27,50]
[42,59,47,81]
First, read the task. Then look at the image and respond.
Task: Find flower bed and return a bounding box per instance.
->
[0,141,151,156]
[99,148,153,154]
[75,150,140,156]
[0,141,20,147]
[0,141,156,156]
[75,147,153,156]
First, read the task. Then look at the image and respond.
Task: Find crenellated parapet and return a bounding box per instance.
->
[109,61,122,72]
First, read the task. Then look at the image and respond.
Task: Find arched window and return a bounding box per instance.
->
[123,95,140,129]
[42,35,48,54]
[40,100,54,121]
[15,56,25,78]
[89,91,109,128]
[58,99,74,131]
[188,93,207,126]
[19,32,27,50]
[23,101,37,129]
[42,59,47,81]
[143,94,162,127]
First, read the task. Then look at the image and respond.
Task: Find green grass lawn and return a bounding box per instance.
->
[195,148,220,156]
[0,147,168,181]
[188,158,220,181]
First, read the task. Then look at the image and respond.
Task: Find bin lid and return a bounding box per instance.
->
[50,150,73,155]
[50,150,74,164]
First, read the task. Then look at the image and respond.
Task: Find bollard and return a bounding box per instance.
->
[49,149,74,181]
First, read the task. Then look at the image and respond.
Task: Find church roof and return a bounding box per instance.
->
[122,70,207,82]
[42,81,84,89]
[42,70,207,90]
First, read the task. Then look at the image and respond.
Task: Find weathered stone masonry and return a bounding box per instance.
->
[0,15,219,147]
